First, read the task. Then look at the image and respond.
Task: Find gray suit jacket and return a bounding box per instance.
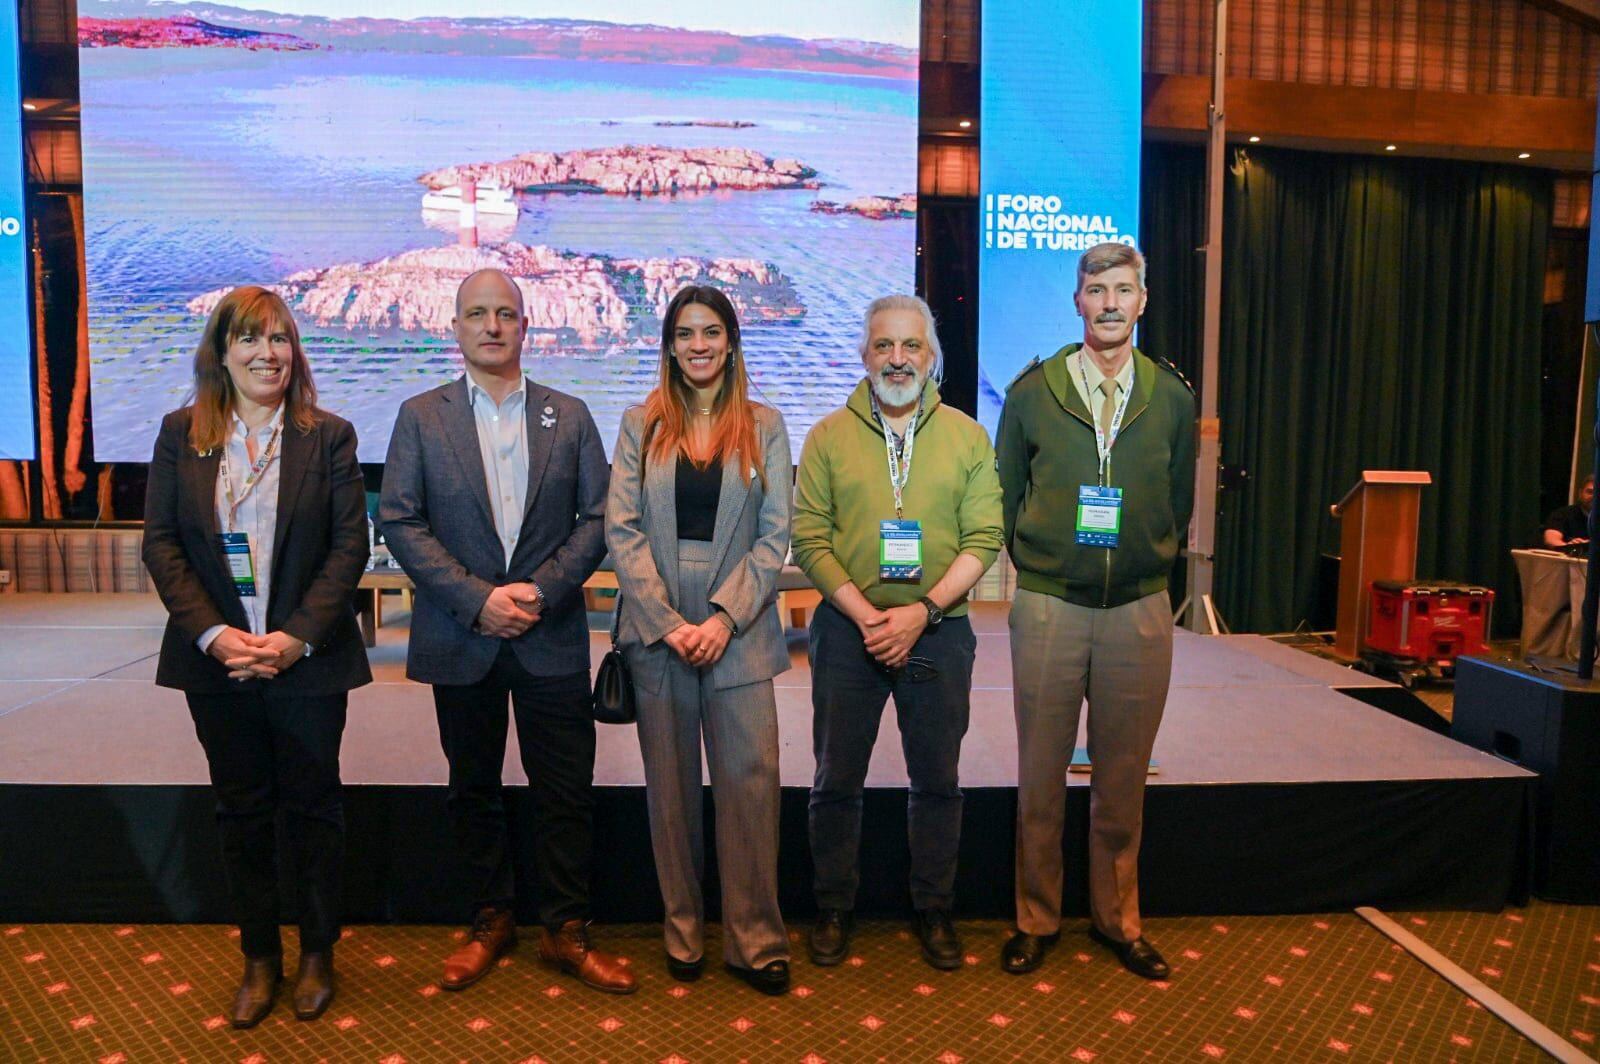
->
[605,403,793,694]
[379,375,609,684]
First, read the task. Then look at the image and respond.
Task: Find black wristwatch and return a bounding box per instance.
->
[919,596,944,628]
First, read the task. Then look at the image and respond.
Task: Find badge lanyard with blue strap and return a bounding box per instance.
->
[217,418,284,599]
[1076,355,1132,548]
[879,397,924,581]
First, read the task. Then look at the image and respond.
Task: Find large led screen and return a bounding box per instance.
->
[79,0,919,460]
[977,0,1142,435]
[0,0,31,461]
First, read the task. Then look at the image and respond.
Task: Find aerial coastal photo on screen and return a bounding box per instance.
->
[77,0,919,460]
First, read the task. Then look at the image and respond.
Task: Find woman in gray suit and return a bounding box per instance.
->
[606,285,793,995]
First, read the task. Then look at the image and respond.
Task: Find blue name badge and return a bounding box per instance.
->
[879,519,924,582]
[218,531,258,597]
[1075,485,1123,548]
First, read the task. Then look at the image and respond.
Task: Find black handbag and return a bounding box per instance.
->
[592,594,636,725]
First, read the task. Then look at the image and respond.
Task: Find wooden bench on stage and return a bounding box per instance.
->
[355,561,823,648]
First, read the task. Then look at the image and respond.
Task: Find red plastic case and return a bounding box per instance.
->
[1365,581,1493,664]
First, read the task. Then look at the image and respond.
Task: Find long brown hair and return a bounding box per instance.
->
[642,285,765,488]
[187,286,319,454]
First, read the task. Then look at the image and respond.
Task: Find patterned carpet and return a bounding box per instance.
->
[4,903,1596,1063]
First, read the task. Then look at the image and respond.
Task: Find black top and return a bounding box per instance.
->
[1545,503,1591,543]
[676,454,723,541]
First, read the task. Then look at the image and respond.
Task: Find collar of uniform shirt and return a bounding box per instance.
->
[1075,346,1135,400]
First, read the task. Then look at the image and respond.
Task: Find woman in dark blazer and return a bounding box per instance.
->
[605,285,794,995]
[142,286,371,1028]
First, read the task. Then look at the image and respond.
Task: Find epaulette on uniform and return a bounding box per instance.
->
[1005,357,1043,393]
[1152,354,1196,396]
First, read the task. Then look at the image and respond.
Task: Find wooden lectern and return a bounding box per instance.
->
[1330,470,1432,660]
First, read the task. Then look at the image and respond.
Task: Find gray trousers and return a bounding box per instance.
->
[1011,588,1172,942]
[633,539,787,969]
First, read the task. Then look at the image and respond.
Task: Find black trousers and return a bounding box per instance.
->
[187,688,348,960]
[432,643,596,928]
[807,600,977,912]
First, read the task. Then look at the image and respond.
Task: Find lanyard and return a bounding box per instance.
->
[219,416,284,533]
[1078,354,1134,484]
[881,399,920,519]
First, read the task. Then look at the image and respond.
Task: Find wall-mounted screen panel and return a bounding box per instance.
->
[0,1,32,461]
[78,0,919,460]
[977,0,1142,434]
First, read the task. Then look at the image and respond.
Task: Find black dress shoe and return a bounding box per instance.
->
[230,955,283,1029]
[665,953,704,982]
[292,950,335,1020]
[726,959,790,995]
[912,908,963,971]
[1088,927,1171,980]
[808,909,854,966]
[1000,931,1060,975]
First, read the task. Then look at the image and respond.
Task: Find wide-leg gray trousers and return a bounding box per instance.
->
[633,539,788,969]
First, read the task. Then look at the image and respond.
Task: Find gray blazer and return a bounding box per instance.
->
[379,375,609,685]
[605,403,793,694]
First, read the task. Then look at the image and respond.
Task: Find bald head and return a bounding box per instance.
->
[453,268,528,378]
[456,268,524,317]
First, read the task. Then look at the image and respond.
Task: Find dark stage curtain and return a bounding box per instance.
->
[1145,145,1552,634]
[1140,142,1208,386]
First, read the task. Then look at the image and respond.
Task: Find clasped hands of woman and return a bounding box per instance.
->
[662,612,735,668]
[210,626,308,680]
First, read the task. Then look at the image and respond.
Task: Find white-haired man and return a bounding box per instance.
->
[792,295,1004,971]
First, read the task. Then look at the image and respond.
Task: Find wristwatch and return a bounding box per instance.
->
[919,596,944,628]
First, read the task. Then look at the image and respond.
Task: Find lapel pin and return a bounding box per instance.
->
[540,409,557,429]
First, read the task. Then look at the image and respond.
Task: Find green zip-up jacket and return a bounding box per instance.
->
[793,378,1004,616]
[996,345,1197,609]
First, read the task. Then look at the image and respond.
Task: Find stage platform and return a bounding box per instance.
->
[0,593,1532,926]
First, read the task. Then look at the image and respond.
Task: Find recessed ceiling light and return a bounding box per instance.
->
[1247,135,1260,143]
[1385,144,1397,151]
[1517,152,1531,159]
[958,119,971,129]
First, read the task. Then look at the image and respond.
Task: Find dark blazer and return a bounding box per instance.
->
[142,407,373,696]
[605,403,793,694]
[378,375,609,685]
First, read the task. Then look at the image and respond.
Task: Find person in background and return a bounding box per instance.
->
[142,285,371,1027]
[1543,473,1595,547]
[605,285,794,995]
[792,294,1003,972]
[379,268,634,996]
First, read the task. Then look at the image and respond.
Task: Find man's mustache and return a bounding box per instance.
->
[1095,312,1126,324]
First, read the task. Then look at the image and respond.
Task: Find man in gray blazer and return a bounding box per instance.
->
[379,268,635,995]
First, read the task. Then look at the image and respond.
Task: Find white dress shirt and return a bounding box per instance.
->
[197,406,284,652]
[467,374,529,568]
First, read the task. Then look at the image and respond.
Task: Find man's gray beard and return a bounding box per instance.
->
[871,372,923,409]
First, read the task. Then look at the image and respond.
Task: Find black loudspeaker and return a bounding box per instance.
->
[1453,656,1600,903]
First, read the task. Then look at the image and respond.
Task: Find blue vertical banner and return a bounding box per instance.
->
[977,0,1143,434]
[0,0,29,460]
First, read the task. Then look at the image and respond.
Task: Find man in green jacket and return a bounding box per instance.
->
[793,294,1004,972]
[996,243,1196,980]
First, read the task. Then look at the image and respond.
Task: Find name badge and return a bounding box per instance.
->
[1076,486,1123,548]
[880,519,923,582]
[219,531,258,597]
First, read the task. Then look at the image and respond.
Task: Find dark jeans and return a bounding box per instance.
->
[432,643,595,928]
[187,689,348,960]
[807,600,977,912]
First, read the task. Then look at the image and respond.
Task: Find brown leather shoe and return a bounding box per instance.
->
[292,950,335,1020]
[536,920,637,995]
[441,908,516,991]
[230,955,283,1029]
